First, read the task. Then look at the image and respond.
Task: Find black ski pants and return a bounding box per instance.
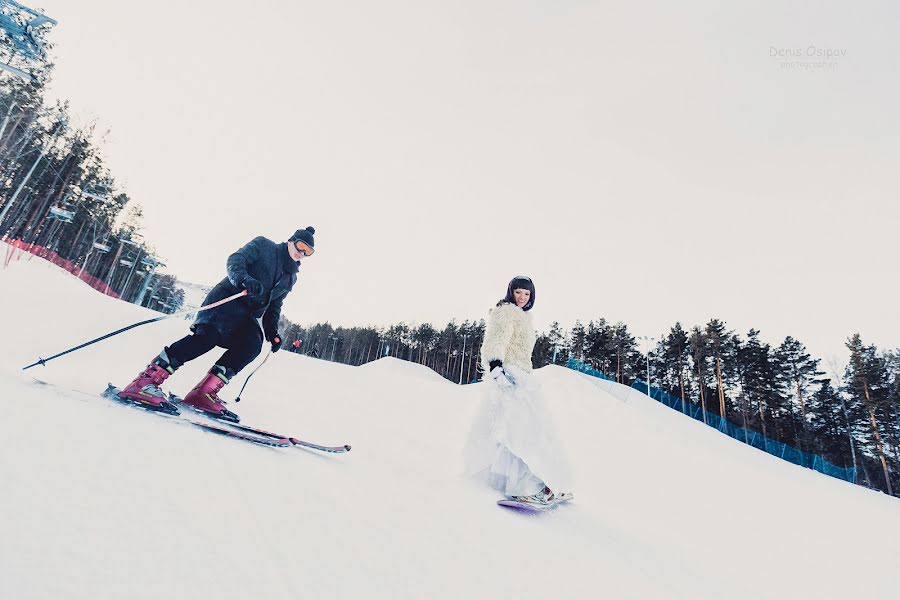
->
[166,319,263,376]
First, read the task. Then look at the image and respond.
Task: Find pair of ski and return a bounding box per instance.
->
[103,384,351,453]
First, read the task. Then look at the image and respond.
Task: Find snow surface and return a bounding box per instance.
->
[1,247,897,600]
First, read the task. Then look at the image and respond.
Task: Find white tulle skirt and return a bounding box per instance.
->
[463,367,573,496]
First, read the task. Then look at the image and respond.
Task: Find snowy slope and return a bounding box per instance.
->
[0,249,896,600]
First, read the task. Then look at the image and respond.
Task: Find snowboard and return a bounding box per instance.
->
[497,494,573,512]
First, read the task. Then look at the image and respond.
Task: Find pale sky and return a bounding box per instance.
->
[33,0,900,364]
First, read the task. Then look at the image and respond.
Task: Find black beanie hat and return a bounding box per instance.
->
[499,275,536,311]
[290,226,316,249]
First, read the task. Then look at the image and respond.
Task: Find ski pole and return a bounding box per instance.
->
[234,347,273,403]
[22,290,248,371]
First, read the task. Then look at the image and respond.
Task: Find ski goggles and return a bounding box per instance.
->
[293,239,315,257]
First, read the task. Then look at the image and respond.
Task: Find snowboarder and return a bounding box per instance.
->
[291,339,303,353]
[117,227,317,421]
[464,275,573,508]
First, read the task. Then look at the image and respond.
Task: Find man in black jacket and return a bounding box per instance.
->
[118,227,316,421]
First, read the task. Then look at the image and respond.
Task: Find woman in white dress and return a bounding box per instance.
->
[464,276,572,506]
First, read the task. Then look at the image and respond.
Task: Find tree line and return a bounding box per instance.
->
[0,53,183,313]
[279,314,899,496]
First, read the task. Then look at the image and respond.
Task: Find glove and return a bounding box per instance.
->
[270,335,283,353]
[489,362,514,387]
[242,276,264,300]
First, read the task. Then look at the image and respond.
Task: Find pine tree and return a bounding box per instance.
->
[888,349,900,470]
[469,319,486,381]
[657,323,691,411]
[570,320,586,362]
[584,319,613,376]
[533,333,554,369]
[775,336,823,451]
[689,326,710,423]
[547,321,566,364]
[437,321,459,378]
[844,334,894,495]
[807,380,856,470]
[735,329,785,439]
[413,323,437,364]
[704,319,736,420]
[612,323,640,384]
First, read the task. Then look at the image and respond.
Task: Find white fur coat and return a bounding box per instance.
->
[480,302,536,374]
[466,302,572,495]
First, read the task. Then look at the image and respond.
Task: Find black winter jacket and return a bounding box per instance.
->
[192,236,300,342]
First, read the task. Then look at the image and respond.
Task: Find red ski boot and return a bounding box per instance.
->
[118,351,179,413]
[181,365,240,422]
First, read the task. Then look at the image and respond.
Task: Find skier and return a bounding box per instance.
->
[464,275,573,507]
[291,339,302,353]
[117,227,316,421]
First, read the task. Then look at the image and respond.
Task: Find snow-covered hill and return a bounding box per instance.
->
[0,249,896,600]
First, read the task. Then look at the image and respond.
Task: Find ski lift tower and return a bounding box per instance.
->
[0,0,57,82]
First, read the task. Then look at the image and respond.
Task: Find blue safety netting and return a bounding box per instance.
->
[565,358,615,381]
[565,359,856,483]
